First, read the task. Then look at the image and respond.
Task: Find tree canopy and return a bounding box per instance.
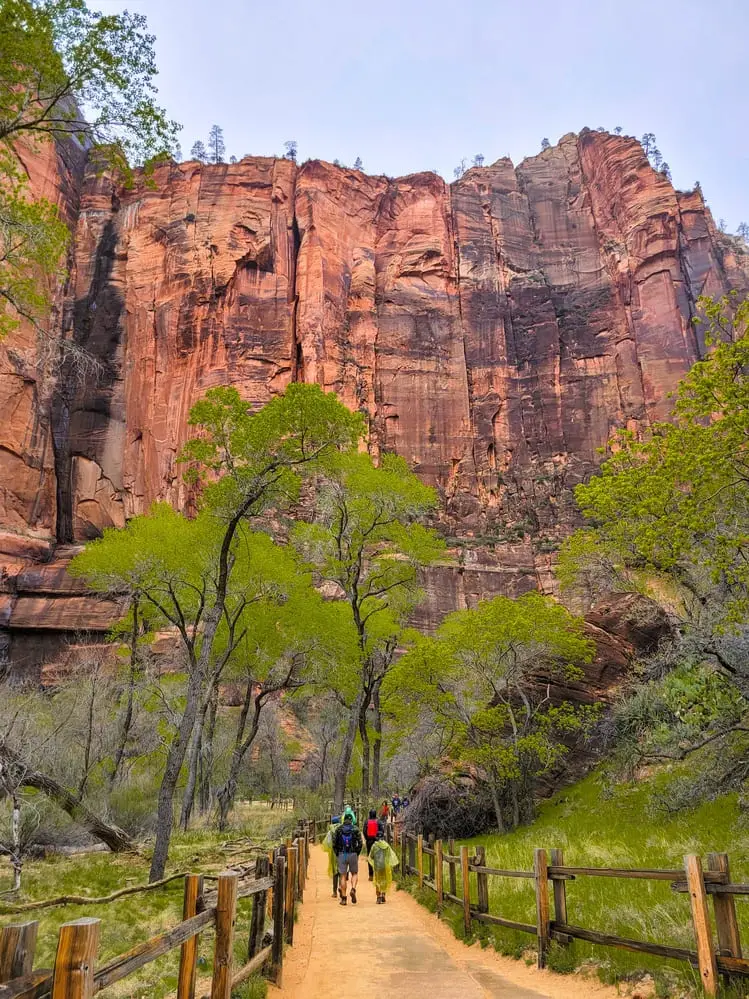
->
[0,0,179,338]
[390,592,595,831]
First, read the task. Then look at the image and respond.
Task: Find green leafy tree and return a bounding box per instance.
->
[559,293,749,776]
[292,451,445,810]
[0,0,179,338]
[73,383,363,879]
[390,593,595,831]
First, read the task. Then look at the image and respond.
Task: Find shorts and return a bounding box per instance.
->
[337,852,359,875]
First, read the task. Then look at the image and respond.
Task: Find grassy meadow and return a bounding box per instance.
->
[0,804,297,998]
[404,770,749,997]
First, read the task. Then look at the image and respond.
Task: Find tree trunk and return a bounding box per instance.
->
[179,681,215,832]
[11,792,21,891]
[511,782,520,830]
[372,684,382,796]
[149,653,205,881]
[179,717,202,832]
[359,704,370,803]
[488,777,505,835]
[215,680,263,831]
[0,742,135,852]
[333,695,363,812]
[198,685,218,813]
[110,598,139,789]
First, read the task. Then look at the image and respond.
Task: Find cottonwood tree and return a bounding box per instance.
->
[292,451,444,810]
[72,383,363,879]
[0,0,178,339]
[391,593,595,831]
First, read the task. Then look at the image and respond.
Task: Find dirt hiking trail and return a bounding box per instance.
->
[269,845,625,999]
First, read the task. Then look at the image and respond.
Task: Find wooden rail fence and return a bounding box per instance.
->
[400,830,748,996]
[0,818,322,999]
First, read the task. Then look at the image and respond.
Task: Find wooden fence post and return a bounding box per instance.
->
[270,855,285,986]
[295,839,304,902]
[428,833,435,881]
[460,846,472,936]
[475,846,489,914]
[210,872,238,999]
[285,846,297,944]
[400,824,407,874]
[435,840,444,915]
[550,847,569,943]
[417,834,424,889]
[177,875,203,999]
[409,835,416,875]
[51,918,100,999]
[685,854,718,996]
[448,839,457,897]
[534,848,550,969]
[707,853,742,960]
[249,856,270,960]
[0,921,38,983]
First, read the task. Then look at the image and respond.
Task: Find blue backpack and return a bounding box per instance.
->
[340,822,354,853]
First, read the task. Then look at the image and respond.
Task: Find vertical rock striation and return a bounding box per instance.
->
[1,130,748,675]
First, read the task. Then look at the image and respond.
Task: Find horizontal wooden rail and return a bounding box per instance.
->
[717,956,749,977]
[550,921,698,963]
[671,881,749,895]
[93,909,215,991]
[548,865,725,883]
[469,865,535,879]
[442,853,460,864]
[473,912,536,934]
[0,970,52,998]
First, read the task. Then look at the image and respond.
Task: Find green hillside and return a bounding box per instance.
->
[408,769,749,996]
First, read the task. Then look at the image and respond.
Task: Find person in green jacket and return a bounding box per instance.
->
[368,829,400,903]
[323,815,342,897]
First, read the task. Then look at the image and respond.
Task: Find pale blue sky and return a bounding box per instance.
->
[106,0,747,228]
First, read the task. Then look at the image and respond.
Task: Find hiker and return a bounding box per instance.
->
[333,812,363,905]
[364,809,380,880]
[391,792,401,816]
[342,804,357,826]
[323,814,342,898]
[378,799,390,825]
[368,828,400,903]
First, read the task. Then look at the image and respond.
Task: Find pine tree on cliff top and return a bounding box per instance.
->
[207,125,225,164]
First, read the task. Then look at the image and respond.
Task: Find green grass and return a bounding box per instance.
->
[406,770,749,997]
[0,805,297,998]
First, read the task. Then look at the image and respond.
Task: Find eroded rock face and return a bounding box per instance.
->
[1,130,748,678]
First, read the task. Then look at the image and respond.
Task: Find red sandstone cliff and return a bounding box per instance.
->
[1,130,747,677]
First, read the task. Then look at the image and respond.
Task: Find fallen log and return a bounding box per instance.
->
[0,742,135,854]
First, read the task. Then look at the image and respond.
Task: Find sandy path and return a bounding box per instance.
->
[269,845,625,999]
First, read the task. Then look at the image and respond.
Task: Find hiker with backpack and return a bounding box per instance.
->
[368,827,400,903]
[323,814,342,898]
[363,809,380,880]
[332,813,363,905]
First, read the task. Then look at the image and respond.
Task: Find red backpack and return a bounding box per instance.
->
[365,818,379,838]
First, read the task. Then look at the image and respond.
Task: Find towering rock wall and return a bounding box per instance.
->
[2,130,748,674]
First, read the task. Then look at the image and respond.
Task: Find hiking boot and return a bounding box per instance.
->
[350,887,357,904]
[339,896,347,905]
